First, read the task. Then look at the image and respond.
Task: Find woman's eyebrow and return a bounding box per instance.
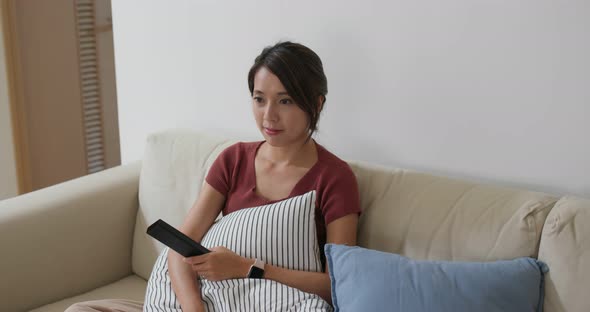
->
[253,90,290,96]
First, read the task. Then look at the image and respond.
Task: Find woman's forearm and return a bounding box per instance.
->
[264,264,332,304]
[167,252,205,312]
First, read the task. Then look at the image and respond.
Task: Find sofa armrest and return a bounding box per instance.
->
[0,161,142,312]
[539,196,590,312]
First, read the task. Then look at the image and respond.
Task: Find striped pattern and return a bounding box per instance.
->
[144,191,331,312]
[144,248,182,312]
[75,0,106,174]
[201,190,322,272]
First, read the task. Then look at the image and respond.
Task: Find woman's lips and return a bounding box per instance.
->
[264,127,282,135]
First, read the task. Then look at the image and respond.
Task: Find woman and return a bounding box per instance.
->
[66,41,360,312]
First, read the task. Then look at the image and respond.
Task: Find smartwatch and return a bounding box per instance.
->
[247,258,265,279]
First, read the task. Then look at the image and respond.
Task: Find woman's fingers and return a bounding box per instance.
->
[183,254,208,265]
[210,246,229,252]
[184,246,241,280]
[193,263,208,272]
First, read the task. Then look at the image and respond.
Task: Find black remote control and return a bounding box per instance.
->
[147,219,210,257]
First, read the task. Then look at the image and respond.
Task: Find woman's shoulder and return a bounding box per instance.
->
[210,141,261,169]
[220,141,263,156]
[315,142,355,176]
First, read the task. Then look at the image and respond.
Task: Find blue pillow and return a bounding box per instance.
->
[325,244,548,312]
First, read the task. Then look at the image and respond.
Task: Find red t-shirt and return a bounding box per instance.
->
[205,140,361,266]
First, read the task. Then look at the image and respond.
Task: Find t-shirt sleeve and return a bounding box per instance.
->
[320,163,362,225]
[205,143,240,195]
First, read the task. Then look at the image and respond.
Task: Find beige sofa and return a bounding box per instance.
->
[1,129,588,312]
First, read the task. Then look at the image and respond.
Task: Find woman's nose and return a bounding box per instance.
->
[263,103,278,121]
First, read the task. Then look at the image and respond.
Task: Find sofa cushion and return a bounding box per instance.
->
[326,244,548,312]
[349,161,557,261]
[538,196,590,312]
[133,130,234,280]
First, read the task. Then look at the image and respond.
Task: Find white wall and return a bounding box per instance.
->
[112,0,590,198]
[0,9,19,200]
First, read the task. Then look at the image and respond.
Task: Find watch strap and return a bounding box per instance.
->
[247,258,265,279]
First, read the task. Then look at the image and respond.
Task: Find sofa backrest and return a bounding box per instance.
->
[135,130,588,311]
[349,160,557,261]
[133,130,234,279]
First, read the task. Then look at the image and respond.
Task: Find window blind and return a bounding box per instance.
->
[75,0,105,174]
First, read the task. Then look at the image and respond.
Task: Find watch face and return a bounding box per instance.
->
[249,266,265,279]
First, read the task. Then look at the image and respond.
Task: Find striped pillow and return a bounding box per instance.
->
[144,191,332,312]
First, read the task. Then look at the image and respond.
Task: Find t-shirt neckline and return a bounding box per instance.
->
[249,139,322,204]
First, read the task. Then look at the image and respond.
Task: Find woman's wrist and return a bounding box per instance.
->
[239,257,255,278]
[196,299,206,312]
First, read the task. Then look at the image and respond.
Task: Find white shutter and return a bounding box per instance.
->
[75,0,105,174]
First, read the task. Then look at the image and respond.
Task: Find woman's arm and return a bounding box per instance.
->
[167,182,225,312]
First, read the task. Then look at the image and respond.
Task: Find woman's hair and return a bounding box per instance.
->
[248,41,328,136]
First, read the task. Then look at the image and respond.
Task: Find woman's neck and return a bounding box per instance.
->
[261,138,317,167]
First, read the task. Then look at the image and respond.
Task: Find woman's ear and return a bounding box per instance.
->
[317,95,325,113]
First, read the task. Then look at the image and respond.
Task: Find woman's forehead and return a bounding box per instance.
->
[253,67,288,95]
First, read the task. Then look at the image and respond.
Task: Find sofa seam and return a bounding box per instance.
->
[530,199,558,257]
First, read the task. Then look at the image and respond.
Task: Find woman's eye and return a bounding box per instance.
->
[253,97,264,103]
[280,98,292,104]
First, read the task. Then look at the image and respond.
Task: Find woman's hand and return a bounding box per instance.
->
[183,246,252,281]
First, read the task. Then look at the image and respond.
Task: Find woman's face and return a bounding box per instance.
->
[252,67,310,147]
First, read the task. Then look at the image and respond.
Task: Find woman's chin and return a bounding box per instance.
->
[261,134,289,147]
[262,137,283,146]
